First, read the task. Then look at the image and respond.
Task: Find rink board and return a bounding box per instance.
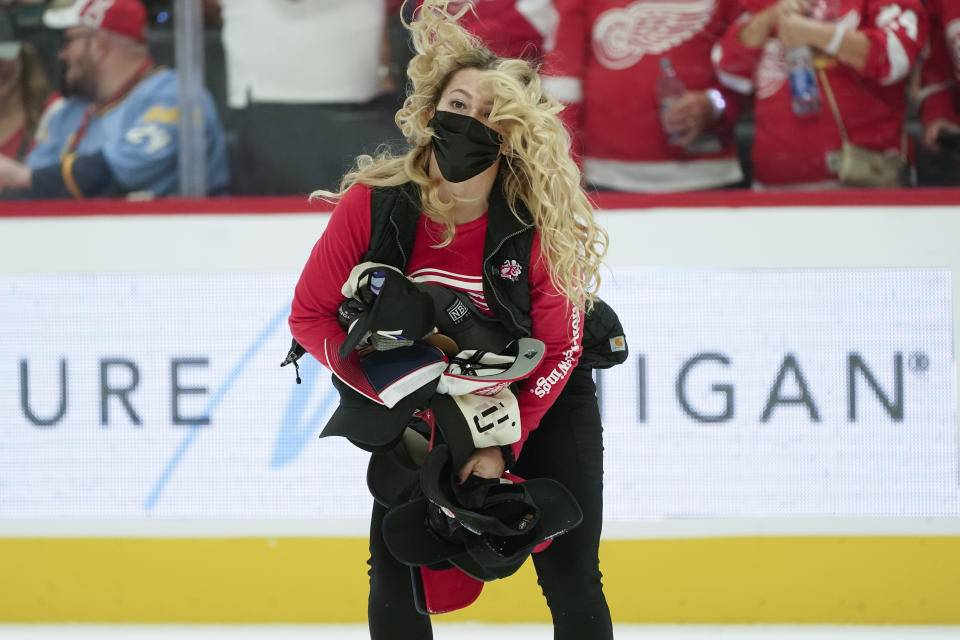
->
[1,192,959,623]
[1,535,959,623]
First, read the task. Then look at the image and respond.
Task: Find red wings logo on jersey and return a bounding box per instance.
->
[500,259,522,281]
[591,0,716,70]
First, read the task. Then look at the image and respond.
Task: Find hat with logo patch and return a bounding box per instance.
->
[44,0,147,43]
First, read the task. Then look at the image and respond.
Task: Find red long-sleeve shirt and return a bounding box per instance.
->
[289,184,583,461]
[713,0,927,186]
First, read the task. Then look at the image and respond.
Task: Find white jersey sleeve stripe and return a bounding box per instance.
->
[542,76,584,103]
[516,0,560,51]
[712,43,754,94]
[881,28,911,86]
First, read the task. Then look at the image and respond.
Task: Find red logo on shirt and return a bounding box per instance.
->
[500,259,522,281]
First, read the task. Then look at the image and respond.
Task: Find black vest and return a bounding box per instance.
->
[364,176,535,339]
[282,178,628,375]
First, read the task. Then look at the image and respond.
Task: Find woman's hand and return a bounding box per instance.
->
[457,446,505,484]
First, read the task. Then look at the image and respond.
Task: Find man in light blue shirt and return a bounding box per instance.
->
[0,0,229,198]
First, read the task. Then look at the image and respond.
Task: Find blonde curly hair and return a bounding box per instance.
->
[314,0,607,310]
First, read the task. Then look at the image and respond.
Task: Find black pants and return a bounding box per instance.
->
[367,368,613,639]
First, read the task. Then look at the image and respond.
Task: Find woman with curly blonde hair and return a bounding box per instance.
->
[290,1,616,637]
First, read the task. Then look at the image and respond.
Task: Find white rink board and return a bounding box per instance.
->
[0,205,957,535]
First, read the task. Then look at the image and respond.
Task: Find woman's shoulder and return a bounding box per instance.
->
[327,182,375,219]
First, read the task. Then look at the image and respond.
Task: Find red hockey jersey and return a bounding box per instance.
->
[542,0,746,192]
[713,0,928,187]
[920,0,960,127]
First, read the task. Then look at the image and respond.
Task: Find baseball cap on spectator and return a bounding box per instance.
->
[43,0,148,42]
[0,10,22,61]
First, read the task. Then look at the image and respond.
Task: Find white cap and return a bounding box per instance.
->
[43,0,85,30]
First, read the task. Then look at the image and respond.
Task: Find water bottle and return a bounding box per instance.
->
[656,57,686,145]
[786,45,821,116]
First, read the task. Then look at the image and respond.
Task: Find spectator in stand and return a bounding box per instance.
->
[0,0,229,198]
[713,0,928,189]
[416,0,558,61]
[918,0,959,154]
[216,0,397,195]
[0,7,50,161]
[541,0,746,192]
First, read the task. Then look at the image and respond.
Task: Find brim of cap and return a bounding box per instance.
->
[439,337,545,395]
[453,538,528,581]
[423,332,458,357]
[337,314,373,359]
[382,496,467,566]
[411,565,483,615]
[43,2,83,29]
[319,376,433,452]
[382,496,513,582]
[359,342,448,409]
[428,398,478,470]
[0,42,21,61]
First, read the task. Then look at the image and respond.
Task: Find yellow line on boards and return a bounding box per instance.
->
[1,537,958,623]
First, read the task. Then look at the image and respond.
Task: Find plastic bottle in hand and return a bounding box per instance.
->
[656,57,686,145]
[786,45,821,116]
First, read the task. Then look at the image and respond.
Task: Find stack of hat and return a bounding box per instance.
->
[369,394,582,583]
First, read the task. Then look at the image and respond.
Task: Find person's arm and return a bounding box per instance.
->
[0,94,129,199]
[541,0,589,158]
[778,14,871,70]
[738,1,789,48]
[779,0,928,83]
[289,184,381,397]
[508,235,584,463]
[918,4,960,150]
[712,10,769,96]
[0,151,128,199]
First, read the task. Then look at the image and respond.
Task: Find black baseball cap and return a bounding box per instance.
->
[319,374,438,452]
[339,266,436,359]
[381,442,583,581]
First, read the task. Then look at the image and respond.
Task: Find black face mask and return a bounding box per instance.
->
[428,110,503,183]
